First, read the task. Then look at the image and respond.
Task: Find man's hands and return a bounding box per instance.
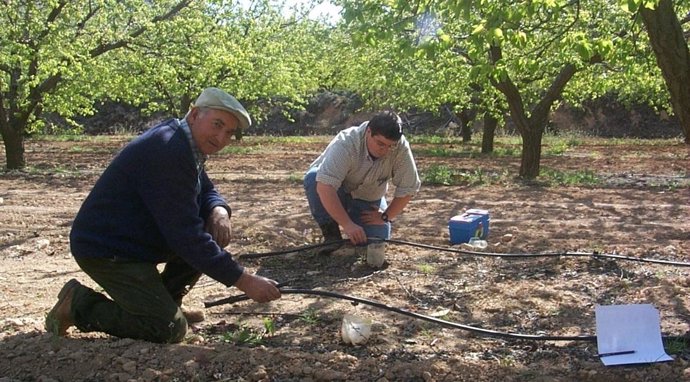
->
[206,206,231,248]
[234,272,281,303]
[206,207,281,304]
[343,222,367,245]
[316,182,367,245]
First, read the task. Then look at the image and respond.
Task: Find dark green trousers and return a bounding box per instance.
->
[71,255,201,343]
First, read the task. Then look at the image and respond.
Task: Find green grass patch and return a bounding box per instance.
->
[18,165,81,175]
[410,134,586,158]
[421,164,508,186]
[539,168,600,186]
[408,135,466,145]
[422,164,602,187]
[33,134,133,142]
[414,146,479,158]
[664,337,688,355]
[287,172,304,183]
[542,138,579,155]
[422,165,455,185]
[251,135,325,144]
[216,318,276,346]
[489,145,521,157]
[220,324,266,346]
[219,146,255,155]
[605,137,684,146]
[417,263,435,274]
[67,145,110,154]
[299,308,320,325]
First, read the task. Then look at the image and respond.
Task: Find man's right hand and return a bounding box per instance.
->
[234,272,281,303]
[343,222,367,245]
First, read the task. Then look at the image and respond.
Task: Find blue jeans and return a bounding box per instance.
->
[304,167,391,240]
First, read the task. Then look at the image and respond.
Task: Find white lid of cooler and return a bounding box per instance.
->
[449,214,481,223]
[465,208,489,215]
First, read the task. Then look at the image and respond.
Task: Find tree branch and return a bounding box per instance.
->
[35,1,68,41]
[45,1,66,23]
[15,74,62,129]
[488,44,529,130]
[74,2,101,39]
[89,0,193,58]
[531,0,581,59]
[530,63,577,126]
[2,1,16,26]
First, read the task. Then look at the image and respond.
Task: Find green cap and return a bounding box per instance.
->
[193,87,251,129]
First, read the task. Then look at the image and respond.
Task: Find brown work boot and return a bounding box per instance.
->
[45,279,81,336]
[318,221,343,255]
[181,305,206,324]
[319,221,342,242]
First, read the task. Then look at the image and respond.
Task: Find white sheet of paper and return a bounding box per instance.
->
[595,304,673,366]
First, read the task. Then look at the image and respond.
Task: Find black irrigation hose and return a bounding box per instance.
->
[239,238,690,267]
[223,239,690,342]
[239,239,350,259]
[205,288,597,341]
[385,238,690,267]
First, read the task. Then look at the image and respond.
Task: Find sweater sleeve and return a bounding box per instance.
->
[199,170,231,219]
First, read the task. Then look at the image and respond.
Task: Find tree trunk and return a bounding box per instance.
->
[640,0,690,144]
[179,93,193,116]
[520,125,543,178]
[481,114,498,154]
[489,43,579,179]
[459,109,475,143]
[1,125,26,170]
[460,122,472,142]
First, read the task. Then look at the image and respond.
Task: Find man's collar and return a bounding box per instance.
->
[178,118,207,165]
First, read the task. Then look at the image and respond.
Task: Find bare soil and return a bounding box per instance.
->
[1,136,689,382]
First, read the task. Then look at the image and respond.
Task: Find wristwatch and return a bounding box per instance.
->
[381,212,390,223]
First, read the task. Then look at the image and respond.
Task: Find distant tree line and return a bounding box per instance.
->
[1,0,688,179]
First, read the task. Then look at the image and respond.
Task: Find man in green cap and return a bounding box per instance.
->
[45,87,281,343]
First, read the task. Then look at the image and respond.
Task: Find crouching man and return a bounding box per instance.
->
[303,111,421,257]
[45,88,281,343]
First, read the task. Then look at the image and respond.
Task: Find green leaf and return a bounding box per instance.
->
[491,28,504,43]
[471,22,486,35]
[623,0,640,12]
[575,41,593,61]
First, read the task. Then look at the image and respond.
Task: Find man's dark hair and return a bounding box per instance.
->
[368,111,403,141]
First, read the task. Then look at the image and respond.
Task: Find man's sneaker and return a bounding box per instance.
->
[45,278,81,336]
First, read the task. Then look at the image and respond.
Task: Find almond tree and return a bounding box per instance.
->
[0,0,193,170]
[99,0,335,130]
[337,0,656,179]
[638,0,690,143]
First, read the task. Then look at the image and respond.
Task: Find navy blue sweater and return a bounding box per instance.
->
[70,119,244,287]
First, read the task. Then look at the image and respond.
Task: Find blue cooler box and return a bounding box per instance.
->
[449,214,484,244]
[464,208,490,239]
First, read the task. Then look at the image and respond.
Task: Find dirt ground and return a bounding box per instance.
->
[1,135,689,382]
